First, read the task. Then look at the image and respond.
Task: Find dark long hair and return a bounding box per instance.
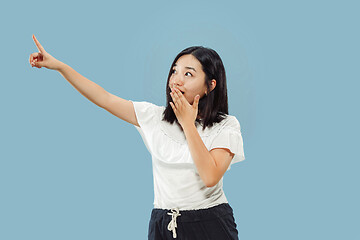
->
[162,46,229,131]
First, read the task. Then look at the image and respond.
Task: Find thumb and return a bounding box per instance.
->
[33,60,43,68]
[193,95,200,108]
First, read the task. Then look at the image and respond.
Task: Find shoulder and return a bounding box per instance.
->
[219,114,241,130]
[131,100,164,113]
[202,114,241,138]
[130,100,165,129]
[131,100,160,108]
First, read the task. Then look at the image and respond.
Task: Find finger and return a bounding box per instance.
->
[32,58,42,68]
[170,91,179,108]
[172,87,179,98]
[32,34,46,53]
[173,89,184,107]
[30,52,40,64]
[29,53,35,64]
[174,88,186,105]
[29,53,34,66]
[30,53,39,67]
[193,95,200,108]
[170,102,177,113]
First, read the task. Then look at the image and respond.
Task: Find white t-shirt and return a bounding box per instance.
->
[130,100,245,210]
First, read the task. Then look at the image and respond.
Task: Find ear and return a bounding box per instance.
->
[210,79,217,92]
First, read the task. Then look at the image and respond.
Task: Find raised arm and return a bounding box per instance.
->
[101,92,139,127]
[57,64,139,127]
[30,34,139,127]
[57,63,108,108]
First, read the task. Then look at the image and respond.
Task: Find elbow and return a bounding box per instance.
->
[205,182,216,188]
[204,177,220,188]
[201,168,221,188]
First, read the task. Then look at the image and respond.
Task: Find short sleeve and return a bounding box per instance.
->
[129,100,158,129]
[129,100,160,155]
[209,116,245,171]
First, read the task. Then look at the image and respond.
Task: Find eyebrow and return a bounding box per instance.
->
[174,63,197,72]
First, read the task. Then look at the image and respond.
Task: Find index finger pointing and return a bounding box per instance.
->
[32,34,46,53]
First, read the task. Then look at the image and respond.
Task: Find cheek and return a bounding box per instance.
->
[186,88,198,95]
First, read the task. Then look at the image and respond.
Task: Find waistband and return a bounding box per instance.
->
[151,203,234,223]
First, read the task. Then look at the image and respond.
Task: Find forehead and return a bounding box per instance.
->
[174,54,202,70]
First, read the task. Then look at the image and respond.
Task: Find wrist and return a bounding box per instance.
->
[182,121,196,131]
[56,61,67,72]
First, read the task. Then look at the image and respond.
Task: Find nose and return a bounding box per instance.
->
[172,76,184,88]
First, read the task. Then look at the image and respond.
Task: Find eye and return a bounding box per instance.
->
[171,69,192,77]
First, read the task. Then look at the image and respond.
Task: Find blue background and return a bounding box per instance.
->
[1,0,359,239]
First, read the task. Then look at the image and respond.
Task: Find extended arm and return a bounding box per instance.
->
[57,63,139,127]
[30,34,139,127]
[57,63,108,108]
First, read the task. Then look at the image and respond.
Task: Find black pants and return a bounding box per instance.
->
[148,203,239,240]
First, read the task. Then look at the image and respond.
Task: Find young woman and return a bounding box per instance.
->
[29,34,245,240]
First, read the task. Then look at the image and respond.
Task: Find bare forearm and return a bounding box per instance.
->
[182,123,217,187]
[57,62,108,108]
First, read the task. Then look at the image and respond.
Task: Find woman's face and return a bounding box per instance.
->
[168,54,208,105]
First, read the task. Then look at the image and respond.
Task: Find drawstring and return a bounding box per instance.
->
[167,208,181,238]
